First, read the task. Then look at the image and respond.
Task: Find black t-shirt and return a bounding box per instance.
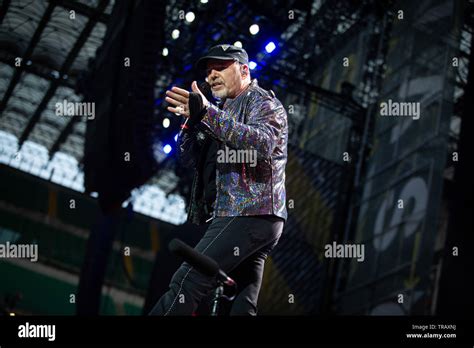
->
[201,138,217,212]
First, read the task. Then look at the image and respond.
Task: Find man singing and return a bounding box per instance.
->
[149,44,288,315]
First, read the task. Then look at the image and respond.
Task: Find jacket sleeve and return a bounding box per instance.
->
[200,96,286,159]
[177,129,199,169]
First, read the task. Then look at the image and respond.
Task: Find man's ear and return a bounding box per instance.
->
[240,64,249,77]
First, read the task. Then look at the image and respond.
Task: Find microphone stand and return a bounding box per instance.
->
[210,281,224,316]
[210,273,237,316]
[168,238,237,316]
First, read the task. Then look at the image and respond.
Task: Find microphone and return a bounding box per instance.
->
[168,238,235,286]
[178,81,212,138]
[178,117,190,139]
[199,80,212,100]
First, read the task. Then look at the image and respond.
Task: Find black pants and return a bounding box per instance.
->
[149,215,284,316]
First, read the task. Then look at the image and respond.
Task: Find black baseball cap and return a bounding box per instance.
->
[195,44,249,72]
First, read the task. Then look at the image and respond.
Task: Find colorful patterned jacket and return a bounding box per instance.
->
[178,79,288,224]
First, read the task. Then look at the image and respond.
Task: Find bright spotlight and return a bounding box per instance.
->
[249,61,257,70]
[163,144,172,154]
[265,41,276,53]
[171,29,180,39]
[185,12,195,23]
[249,24,259,35]
[234,41,243,48]
[162,118,170,128]
[162,47,169,56]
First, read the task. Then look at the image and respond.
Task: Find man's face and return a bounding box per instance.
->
[206,59,244,99]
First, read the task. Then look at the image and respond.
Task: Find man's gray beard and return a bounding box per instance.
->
[212,88,228,99]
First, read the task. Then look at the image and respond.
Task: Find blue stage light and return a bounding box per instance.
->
[265,41,276,53]
[163,144,172,154]
[249,61,257,70]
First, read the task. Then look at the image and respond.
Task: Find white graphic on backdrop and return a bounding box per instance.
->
[373,177,428,251]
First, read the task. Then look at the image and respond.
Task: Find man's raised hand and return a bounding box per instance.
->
[165,86,190,118]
